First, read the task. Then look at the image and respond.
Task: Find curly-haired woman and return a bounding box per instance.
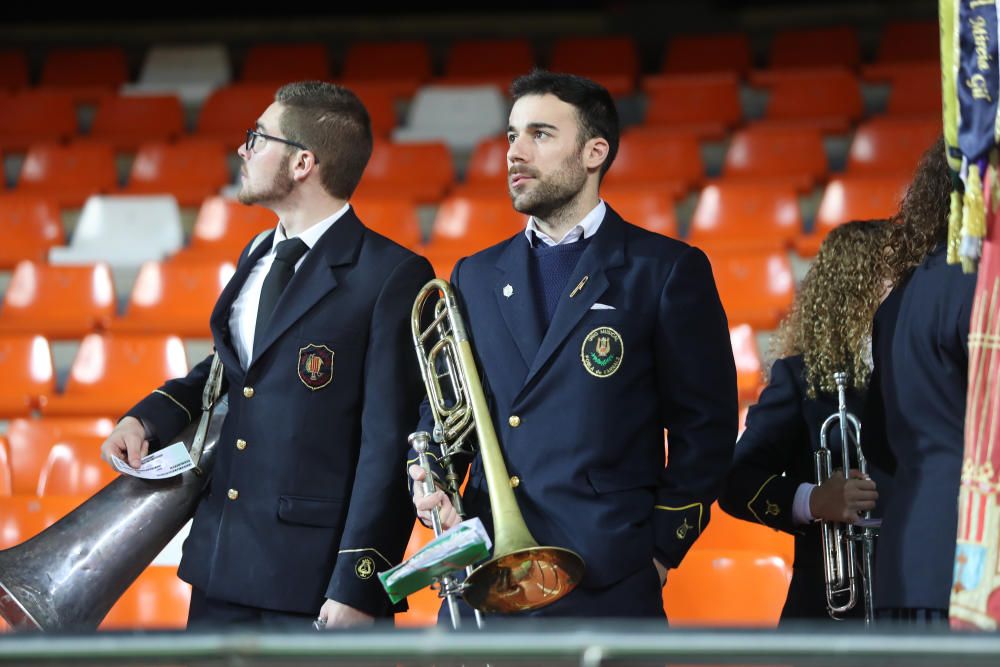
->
[719,219,896,623]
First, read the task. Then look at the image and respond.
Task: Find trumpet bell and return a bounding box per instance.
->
[463,546,585,613]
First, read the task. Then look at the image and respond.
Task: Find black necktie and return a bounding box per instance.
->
[254,237,309,355]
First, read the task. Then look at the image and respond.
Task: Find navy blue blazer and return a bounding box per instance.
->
[867,245,976,611]
[128,208,434,617]
[412,206,738,610]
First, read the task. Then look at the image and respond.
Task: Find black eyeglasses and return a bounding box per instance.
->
[245,129,316,161]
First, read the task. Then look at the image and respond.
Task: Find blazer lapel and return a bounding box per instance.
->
[249,210,364,367]
[521,207,626,391]
[495,233,545,368]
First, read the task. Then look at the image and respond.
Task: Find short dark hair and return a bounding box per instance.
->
[274,81,373,199]
[510,70,619,179]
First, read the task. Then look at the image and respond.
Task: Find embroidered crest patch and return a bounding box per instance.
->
[581,327,623,378]
[355,556,375,580]
[298,344,334,390]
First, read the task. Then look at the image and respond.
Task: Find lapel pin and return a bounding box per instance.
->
[503,284,514,298]
[570,275,589,298]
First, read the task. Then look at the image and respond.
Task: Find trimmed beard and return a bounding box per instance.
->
[509,151,588,221]
[238,156,294,206]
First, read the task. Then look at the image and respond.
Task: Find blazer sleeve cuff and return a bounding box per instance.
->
[745,474,800,534]
[125,390,195,449]
[326,547,406,617]
[653,502,705,568]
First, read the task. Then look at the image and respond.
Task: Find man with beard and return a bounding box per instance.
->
[408,71,737,619]
[101,81,434,628]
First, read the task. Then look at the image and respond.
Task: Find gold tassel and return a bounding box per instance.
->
[949,189,963,265]
[961,163,986,274]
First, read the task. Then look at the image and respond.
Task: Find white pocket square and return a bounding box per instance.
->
[590,303,616,310]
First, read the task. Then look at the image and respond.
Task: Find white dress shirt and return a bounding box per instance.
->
[228,203,350,370]
[524,200,606,247]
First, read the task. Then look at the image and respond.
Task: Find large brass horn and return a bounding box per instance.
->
[410,278,585,616]
[0,358,227,632]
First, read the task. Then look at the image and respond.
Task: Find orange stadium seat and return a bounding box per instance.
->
[759,68,862,132]
[550,36,638,96]
[124,140,230,206]
[395,522,439,627]
[42,333,188,417]
[441,39,534,89]
[602,131,703,195]
[241,43,331,84]
[424,195,525,277]
[89,95,185,151]
[602,187,678,238]
[0,437,12,496]
[0,495,86,549]
[722,125,828,192]
[39,47,128,103]
[642,74,742,140]
[687,182,803,253]
[114,260,235,337]
[0,261,116,339]
[662,33,752,77]
[195,84,277,145]
[0,195,64,268]
[884,65,941,118]
[795,175,909,257]
[36,441,117,496]
[5,417,114,495]
[100,566,191,630]
[665,548,791,626]
[351,197,423,249]
[0,91,77,151]
[349,83,402,138]
[876,20,940,64]
[16,142,118,208]
[354,141,454,203]
[0,335,54,417]
[694,502,794,560]
[0,50,29,91]
[846,118,942,176]
[461,135,509,196]
[172,196,278,263]
[342,41,431,98]
[769,26,860,70]
[709,250,795,330]
[730,324,765,405]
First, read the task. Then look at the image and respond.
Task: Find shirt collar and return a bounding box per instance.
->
[272,202,351,251]
[524,200,606,247]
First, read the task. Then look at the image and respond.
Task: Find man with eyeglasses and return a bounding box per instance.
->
[101,81,434,629]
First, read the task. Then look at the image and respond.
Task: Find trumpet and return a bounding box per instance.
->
[815,371,878,625]
[409,278,584,626]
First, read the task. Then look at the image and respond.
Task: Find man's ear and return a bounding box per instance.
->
[583,137,610,173]
[291,151,318,183]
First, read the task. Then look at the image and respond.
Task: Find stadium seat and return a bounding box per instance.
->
[89,94,185,151]
[602,131,703,195]
[39,47,128,103]
[350,83,402,138]
[49,195,184,268]
[126,43,231,107]
[664,548,791,626]
[796,175,909,257]
[16,142,118,208]
[687,182,803,253]
[240,43,331,84]
[661,33,752,77]
[0,496,86,549]
[0,437,11,496]
[693,502,794,560]
[351,197,423,249]
[172,196,277,263]
[430,194,525,249]
[195,84,278,145]
[0,50,29,91]
[0,92,77,151]
[722,125,828,192]
[5,417,114,495]
[642,74,742,140]
[730,324,765,405]
[42,333,188,417]
[441,39,534,89]
[0,335,54,417]
[342,41,431,98]
[709,250,795,330]
[0,195,64,268]
[846,118,942,176]
[395,522,439,627]
[549,36,638,96]
[353,141,454,203]
[461,135,509,195]
[758,68,863,132]
[100,566,191,630]
[769,26,860,70]
[0,261,116,339]
[883,65,941,118]
[114,260,234,337]
[36,441,117,496]
[601,187,678,238]
[393,85,507,152]
[876,20,940,64]
[124,140,230,206]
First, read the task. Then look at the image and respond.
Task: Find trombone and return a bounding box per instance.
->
[815,371,878,625]
[409,278,585,628]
